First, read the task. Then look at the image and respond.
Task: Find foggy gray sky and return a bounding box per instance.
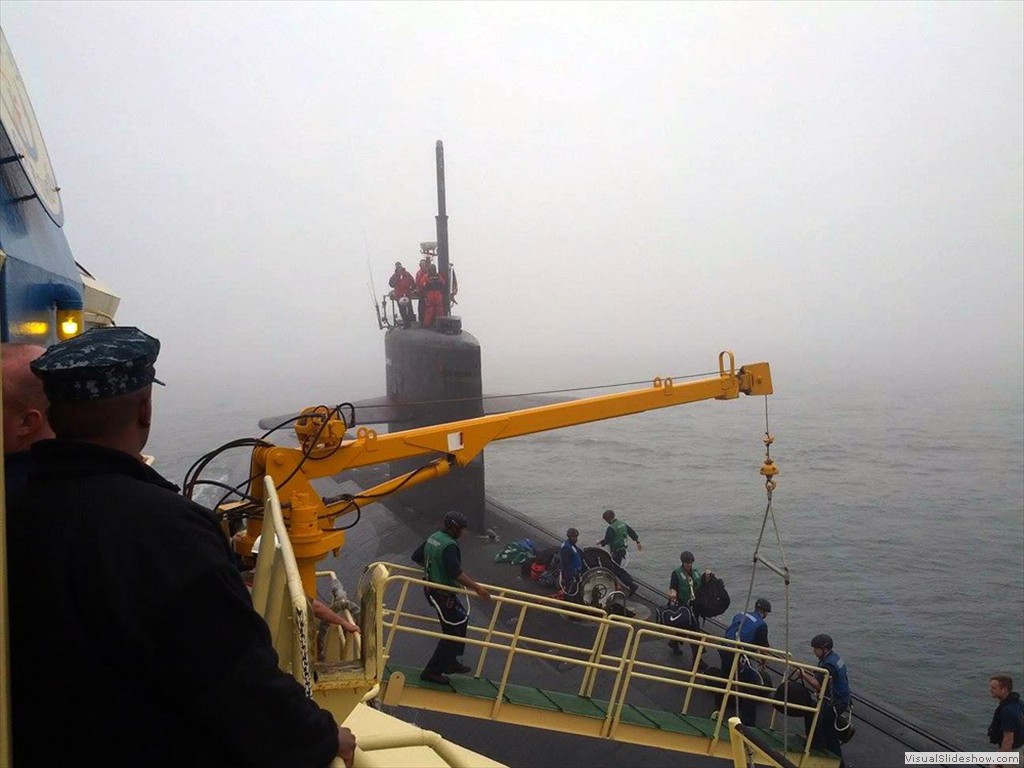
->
[3,1,1022,416]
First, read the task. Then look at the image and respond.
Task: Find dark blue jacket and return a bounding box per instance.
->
[559,539,583,579]
[726,611,768,646]
[3,450,33,498]
[9,439,340,768]
[819,649,851,707]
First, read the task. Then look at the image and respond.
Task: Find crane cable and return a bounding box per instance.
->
[737,394,792,751]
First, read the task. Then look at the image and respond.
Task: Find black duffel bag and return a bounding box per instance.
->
[693,572,730,620]
[772,670,815,717]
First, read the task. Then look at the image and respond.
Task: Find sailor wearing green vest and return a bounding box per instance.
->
[664,550,706,668]
[412,511,491,685]
[596,509,642,596]
[669,551,703,606]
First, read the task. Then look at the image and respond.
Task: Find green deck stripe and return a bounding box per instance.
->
[385,663,432,685]
[386,663,835,761]
[541,690,607,719]
[590,699,660,728]
[680,714,726,739]
[501,683,560,711]
[448,675,502,700]
[630,707,708,737]
[751,727,836,759]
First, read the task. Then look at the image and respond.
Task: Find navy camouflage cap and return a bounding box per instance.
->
[31,326,164,402]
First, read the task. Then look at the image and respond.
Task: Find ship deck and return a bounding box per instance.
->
[318,468,966,767]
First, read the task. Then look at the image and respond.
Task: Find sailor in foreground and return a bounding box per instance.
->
[413,510,491,684]
[7,327,355,768]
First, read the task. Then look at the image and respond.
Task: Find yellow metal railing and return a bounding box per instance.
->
[604,612,825,757]
[253,477,315,693]
[251,480,379,725]
[246,532,833,766]
[316,569,362,664]
[729,716,799,768]
[368,562,831,764]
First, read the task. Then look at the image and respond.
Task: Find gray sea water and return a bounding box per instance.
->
[150,378,1024,749]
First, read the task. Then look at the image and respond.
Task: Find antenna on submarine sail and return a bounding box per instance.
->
[435,140,451,316]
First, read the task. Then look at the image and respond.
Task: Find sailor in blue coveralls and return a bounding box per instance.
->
[559,527,584,602]
[718,597,772,726]
[800,633,852,765]
[412,511,491,685]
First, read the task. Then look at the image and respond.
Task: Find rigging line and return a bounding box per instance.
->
[739,394,797,749]
[482,369,720,398]
[364,230,387,327]
[366,281,377,312]
[357,369,723,412]
[364,229,378,299]
[761,401,789,574]
[762,395,792,748]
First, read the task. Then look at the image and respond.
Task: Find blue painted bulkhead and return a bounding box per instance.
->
[0,47,82,346]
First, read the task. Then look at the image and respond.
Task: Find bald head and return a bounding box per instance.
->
[2,343,55,454]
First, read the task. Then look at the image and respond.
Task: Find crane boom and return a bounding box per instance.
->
[234,352,771,595]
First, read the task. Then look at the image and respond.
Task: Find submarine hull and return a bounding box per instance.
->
[384,325,486,529]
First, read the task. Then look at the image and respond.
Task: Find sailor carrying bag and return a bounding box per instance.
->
[774,670,857,743]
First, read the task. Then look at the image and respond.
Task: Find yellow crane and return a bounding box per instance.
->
[231,353,836,767]
[233,352,773,599]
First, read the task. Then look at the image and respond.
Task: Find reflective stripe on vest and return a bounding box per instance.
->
[672,566,700,603]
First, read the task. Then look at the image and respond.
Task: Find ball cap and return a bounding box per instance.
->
[31,326,165,402]
[444,511,469,530]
